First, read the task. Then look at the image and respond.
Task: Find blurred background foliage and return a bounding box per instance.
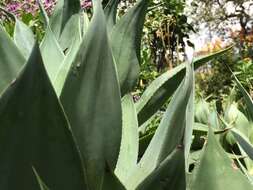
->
[135,0,195,94]
[190,0,253,110]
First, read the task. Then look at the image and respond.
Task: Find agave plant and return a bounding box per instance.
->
[0,0,250,189]
[192,71,253,179]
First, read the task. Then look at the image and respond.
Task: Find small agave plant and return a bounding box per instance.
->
[193,71,253,177]
[0,0,251,189]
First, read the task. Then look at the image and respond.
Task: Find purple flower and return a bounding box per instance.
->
[6,2,20,12]
[81,0,92,9]
[1,0,92,20]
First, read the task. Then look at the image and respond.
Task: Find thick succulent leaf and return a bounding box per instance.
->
[40,27,65,82]
[136,46,233,125]
[128,62,193,189]
[110,0,148,95]
[193,122,233,134]
[209,107,220,129]
[37,0,50,28]
[189,150,246,166]
[139,121,226,160]
[81,12,89,37]
[184,71,195,169]
[140,62,193,169]
[58,14,82,51]
[136,148,186,190]
[60,1,122,189]
[190,128,253,190]
[14,19,35,59]
[102,170,126,190]
[52,11,83,96]
[232,129,253,160]
[53,32,82,96]
[49,0,81,39]
[33,169,50,190]
[224,103,251,145]
[233,155,253,184]
[60,0,80,33]
[232,71,253,121]
[0,44,85,190]
[49,0,81,52]
[104,0,120,32]
[195,98,210,124]
[48,0,63,38]
[115,94,139,183]
[0,25,25,95]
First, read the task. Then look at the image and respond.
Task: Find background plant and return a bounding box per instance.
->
[0,0,253,189]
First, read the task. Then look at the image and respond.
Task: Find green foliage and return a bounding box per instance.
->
[191,73,253,176]
[137,0,195,95]
[195,50,235,103]
[195,44,253,108]
[0,0,252,190]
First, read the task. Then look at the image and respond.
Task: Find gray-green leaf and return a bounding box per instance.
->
[0,44,85,190]
[60,1,122,189]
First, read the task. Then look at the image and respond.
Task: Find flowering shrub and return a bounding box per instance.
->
[0,0,92,38]
[1,0,91,18]
[5,0,56,16]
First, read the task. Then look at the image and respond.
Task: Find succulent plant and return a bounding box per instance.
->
[0,0,251,189]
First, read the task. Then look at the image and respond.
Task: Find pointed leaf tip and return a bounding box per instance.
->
[0,41,85,190]
[190,128,253,190]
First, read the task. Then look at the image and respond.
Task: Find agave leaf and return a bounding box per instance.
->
[49,0,81,39]
[48,0,63,38]
[128,62,193,189]
[232,129,253,160]
[195,98,210,124]
[81,12,90,37]
[0,44,85,190]
[102,170,126,190]
[136,148,186,190]
[60,1,122,189]
[53,32,82,96]
[40,27,65,82]
[52,11,83,96]
[189,150,247,166]
[139,62,193,168]
[193,122,233,134]
[224,103,252,145]
[37,0,50,28]
[104,0,120,32]
[136,45,234,125]
[138,121,227,159]
[0,25,25,95]
[190,128,253,190]
[231,70,253,121]
[60,0,80,33]
[110,0,148,96]
[233,154,253,184]
[14,19,35,59]
[184,69,195,169]
[209,106,220,129]
[58,14,82,51]
[115,94,139,183]
[193,122,209,132]
[33,168,50,190]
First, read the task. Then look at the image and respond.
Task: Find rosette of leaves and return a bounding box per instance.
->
[0,0,248,189]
